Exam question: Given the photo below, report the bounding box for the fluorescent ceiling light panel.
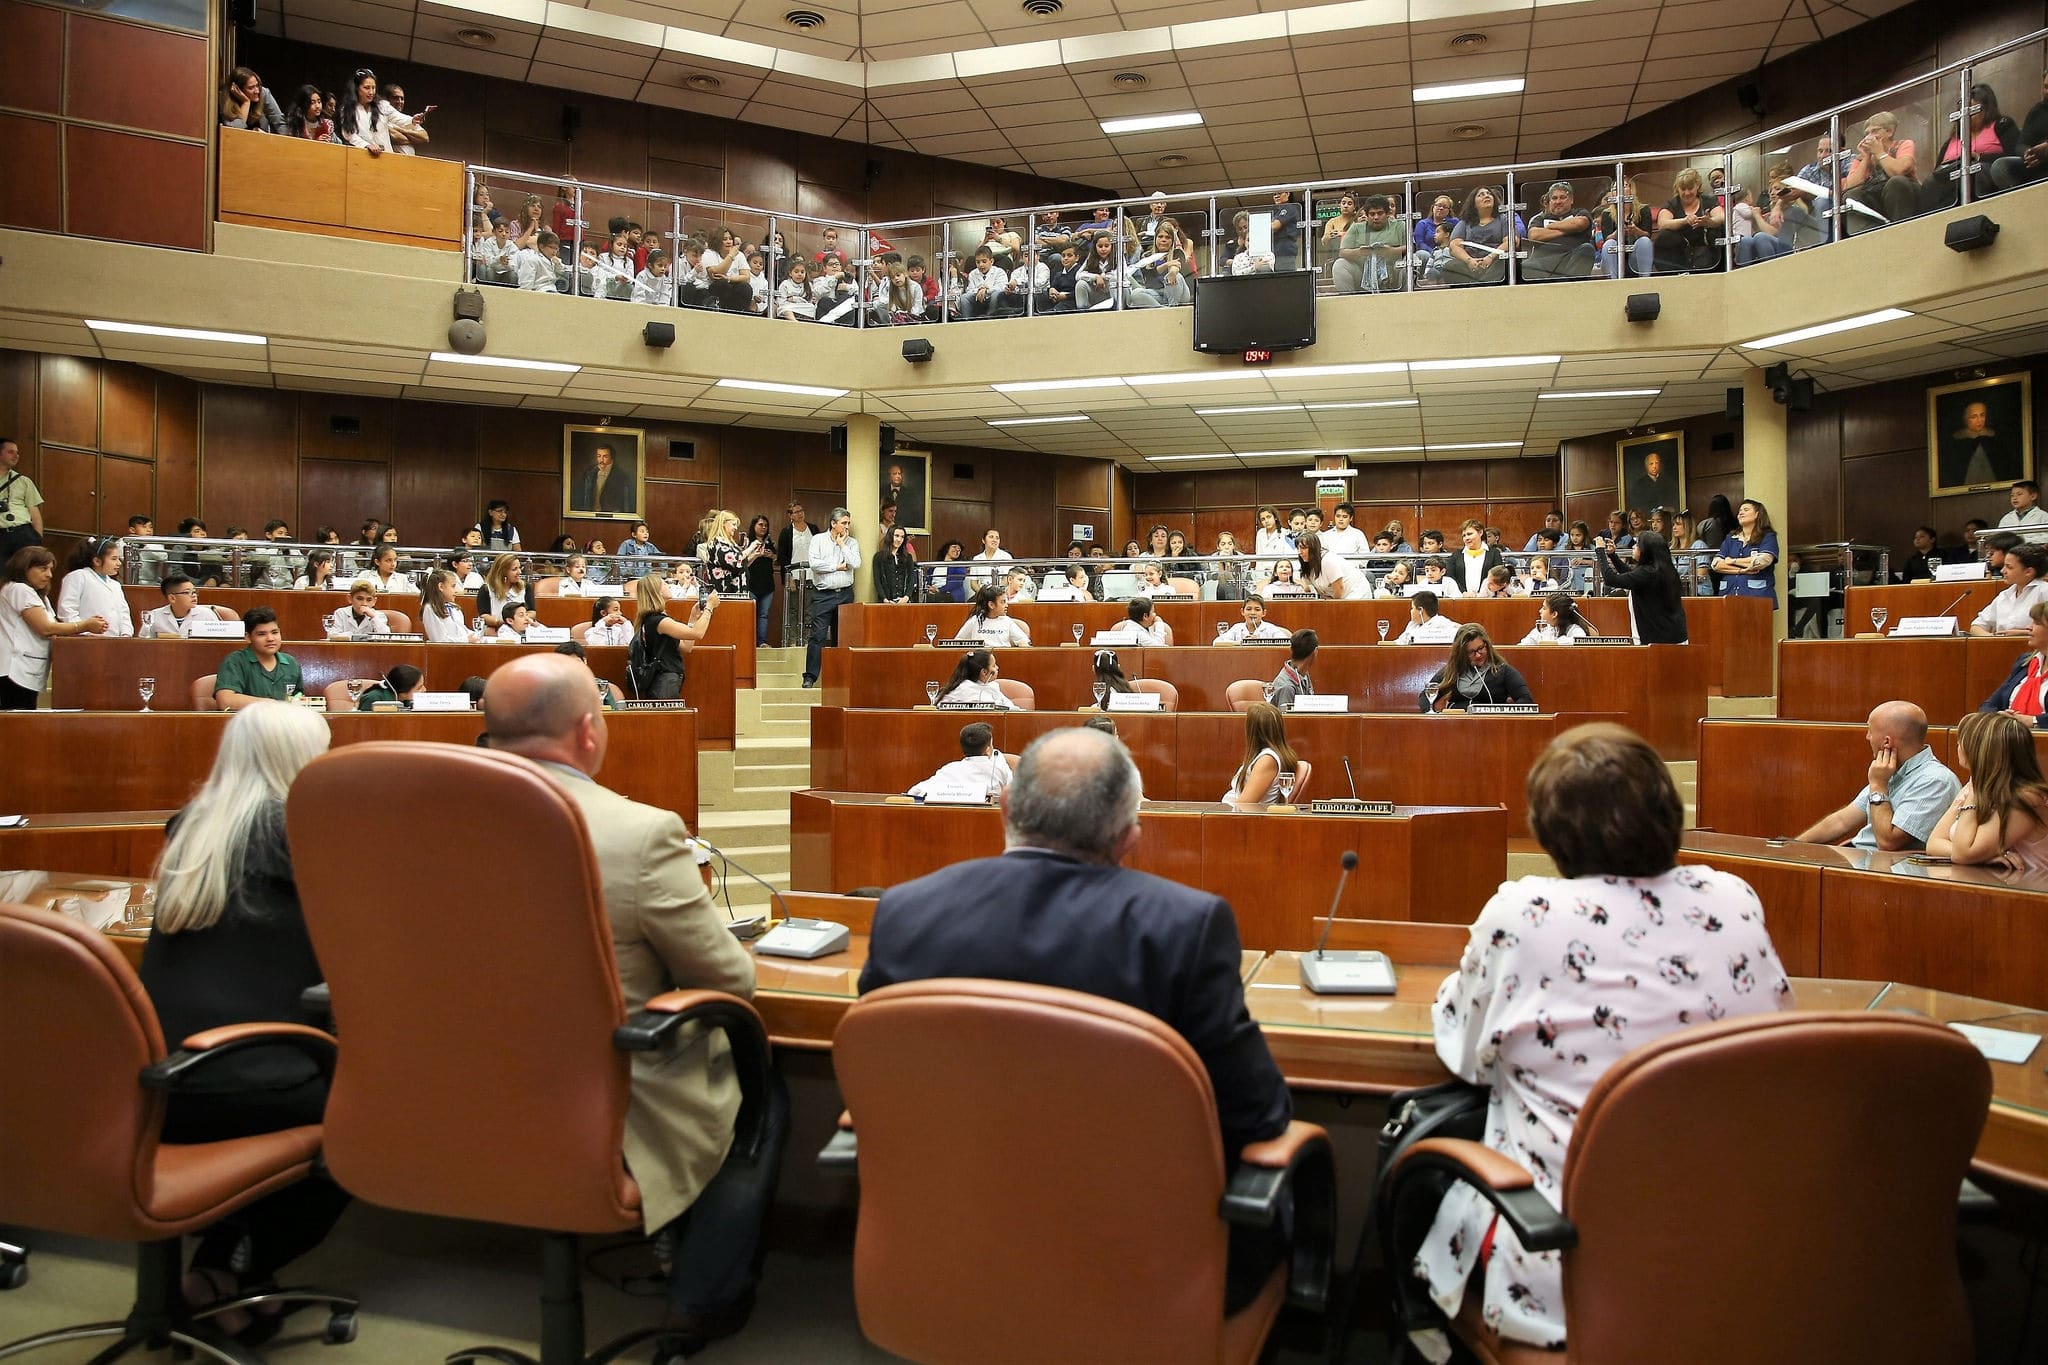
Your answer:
[985,415,1091,426]
[427,351,579,373]
[1100,111,1204,135]
[1355,445,1426,453]
[1148,453,1238,462]
[1278,362,1408,378]
[1304,398,1421,410]
[1536,389,1662,400]
[1740,308,1912,351]
[87,320,266,345]
[1410,355,1561,371]
[1194,404,1304,416]
[1430,442,1523,451]
[1123,370,1268,387]
[714,377,848,397]
[992,376,1128,393]
[1413,77,1525,103]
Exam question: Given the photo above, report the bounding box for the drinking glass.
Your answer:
[1871,607,1888,634]
[1424,682,1442,710]
[1072,623,1084,644]
[925,623,938,644]
[1377,620,1390,642]
[346,679,365,705]
[1275,773,1297,805]
[1262,683,1276,704]
[1093,682,1108,708]
[925,681,941,705]
[137,677,155,712]
[1216,621,1229,641]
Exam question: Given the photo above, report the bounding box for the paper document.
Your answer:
[1950,1022,2043,1064]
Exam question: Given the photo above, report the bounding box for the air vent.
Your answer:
[1022,0,1064,14]
[1156,153,1189,167]
[1447,31,1488,51]
[1111,71,1148,88]
[783,8,826,28]
[684,73,723,92]
[329,415,361,437]
[1451,123,1488,140]
[454,27,496,47]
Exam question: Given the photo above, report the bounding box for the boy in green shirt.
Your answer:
[1334,193,1408,294]
[213,607,302,710]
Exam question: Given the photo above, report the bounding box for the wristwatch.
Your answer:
[1867,792,1889,806]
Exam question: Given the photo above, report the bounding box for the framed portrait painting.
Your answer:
[1617,431,1684,515]
[1928,372,2031,497]
[880,451,930,536]
[562,425,646,521]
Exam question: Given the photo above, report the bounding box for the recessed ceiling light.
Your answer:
[1536,388,1662,400]
[1100,111,1204,135]
[1410,355,1561,371]
[428,352,579,373]
[1112,71,1149,87]
[714,377,848,398]
[1354,445,1426,454]
[1021,0,1063,14]
[684,73,723,92]
[1413,77,1525,103]
[87,320,266,345]
[783,8,826,29]
[985,415,1091,426]
[1447,31,1488,51]
[1156,154,1189,167]
[453,27,496,47]
[1740,308,1912,351]
[1451,124,1488,140]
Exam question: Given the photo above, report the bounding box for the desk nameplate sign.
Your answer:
[187,618,245,639]
[920,782,995,806]
[524,625,571,643]
[936,638,982,649]
[1569,636,1634,646]
[1467,702,1540,715]
[1106,692,1163,712]
[935,700,1004,710]
[1889,616,1959,638]
[1932,562,1989,582]
[1289,694,1348,713]
[1144,592,1191,600]
[615,700,692,710]
[409,692,474,712]
[1309,799,1395,815]
[362,633,425,643]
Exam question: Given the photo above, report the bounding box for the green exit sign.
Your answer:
[1314,479,1347,498]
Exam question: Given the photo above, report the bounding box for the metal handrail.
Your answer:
[110,535,758,589]
[467,163,861,232]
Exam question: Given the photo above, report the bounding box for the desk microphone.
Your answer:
[693,837,790,931]
[1298,850,1397,995]
[1342,756,1360,801]
[1929,588,1971,632]
[698,837,856,960]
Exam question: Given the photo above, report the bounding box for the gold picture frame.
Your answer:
[561,425,646,521]
[1616,430,1684,515]
[1928,371,2032,498]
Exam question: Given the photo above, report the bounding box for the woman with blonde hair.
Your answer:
[631,572,718,699]
[1224,701,1303,806]
[140,702,347,1336]
[477,552,533,630]
[1928,710,2048,868]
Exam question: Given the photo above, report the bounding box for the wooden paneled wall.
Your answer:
[233,31,1106,250]
[0,0,212,250]
[1129,459,1562,552]
[1560,409,1744,539]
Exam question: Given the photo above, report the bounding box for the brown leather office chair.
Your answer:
[285,742,775,1365]
[208,605,239,623]
[190,673,219,712]
[533,576,564,596]
[1226,680,1266,713]
[1382,1011,1991,1365]
[994,678,1035,710]
[824,978,1335,1365]
[381,608,412,633]
[323,681,361,713]
[570,621,593,643]
[1134,678,1180,712]
[1169,576,1202,597]
[1286,758,1312,803]
[0,903,357,1362]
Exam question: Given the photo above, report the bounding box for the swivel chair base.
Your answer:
[0,1240,25,1290]
[443,1233,700,1365]
[0,1239,357,1364]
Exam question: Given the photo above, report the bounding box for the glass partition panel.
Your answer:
[1836,75,1952,240]
[1418,179,1510,289]
[1723,117,1838,268]
[868,223,939,324]
[1123,193,1204,310]
[1963,44,2048,204]
[1320,182,1414,296]
[1518,165,1616,287]
[1218,184,1310,277]
[1619,154,1726,277]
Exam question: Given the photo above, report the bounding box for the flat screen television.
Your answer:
[1192,271,1317,354]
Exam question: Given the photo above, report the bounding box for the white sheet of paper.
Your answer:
[1106,692,1163,712]
[409,692,473,712]
[1950,1022,2043,1064]
[1291,694,1349,713]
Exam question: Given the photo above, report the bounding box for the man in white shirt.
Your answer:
[1219,594,1290,643]
[803,508,859,688]
[1316,503,1371,558]
[967,528,1013,593]
[1097,597,1170,647]
[1394,591,1461,645]
[1998,480,2048,543]
[908,722,1014,800]
[378,83,428,155]
[137,575,208,638]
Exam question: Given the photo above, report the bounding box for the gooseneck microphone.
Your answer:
[1312,851,1358,960]
[694,837,791,925]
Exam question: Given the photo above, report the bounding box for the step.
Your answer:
[1506,849,1556,881]
[699,808,799,842]
[703,782,805,811]
[757,686,819,706]
[760,702,814,724]
[736,736,813,767]
[700,842,791,877]
[737,762,810,790]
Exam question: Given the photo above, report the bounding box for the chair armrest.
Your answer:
[300,982,332,1030]
[1390,1137,1578,1253]
[140,1022,339,1092]
[1222,1120,1337,1313]
[614,991,774,1164]
[817,1112,858,1174]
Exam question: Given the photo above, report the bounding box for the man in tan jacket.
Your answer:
[485,654,786,1347]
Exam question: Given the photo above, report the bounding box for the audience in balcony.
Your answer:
[378,81,429,155]
[1523,181,1597,281]
[336,69,392,155]
[1923,83,2016,212]
[1989,70,2048,190]
[1333,194,1408,293]
[1595,177,1655,278]
[220,66,286,134]
[284,85,334,142]
[1439,186,1517,285]
[1841,111,1917,231]
[1653,168,1725,271]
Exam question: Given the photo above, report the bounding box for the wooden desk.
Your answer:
[0,811,173,880]
[49,637,736,747]
[789,790,1506,947]
[824,644,1704,757]
[0,711,699,825]
[216,129,463,250]
[809,707,1608,835]
[1777,637,2028,724]
[1843,581,2002,633]
[115,586,756,689]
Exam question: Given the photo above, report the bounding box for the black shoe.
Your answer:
[800,676,817,688]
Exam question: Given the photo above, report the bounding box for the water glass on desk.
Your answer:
[1377,620,1390,642]
[1275,772,1296,805]
[1216,621,1229,641]
[925,681,941,705]
[137,677,155,712]
[1871,607,1889,635]
[1072,624,1083,645]
[1093,682,1107,708]
[925,623,938,645]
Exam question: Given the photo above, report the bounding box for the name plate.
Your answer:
[410,692,474,712]
[1933,562,1989,581]
[920,783,994,805]
[1106,692,1162,711]
[614,700,692,710]
[362,633,424,643]
[1289,694,1349,713]
[1310,799,1395,815]
[936,700,1003,710]
[1890,616,1959,637]
[936,637,982,649]
[1467,702,1540,714]
[1036,588,1079,602]
[186,617,244,638]
[1570,636,1635,646]
[525,625,571,643]
[1144,591,1190,600]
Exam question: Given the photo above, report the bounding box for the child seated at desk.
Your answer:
[324,582,390,639]
[496,602,533,642]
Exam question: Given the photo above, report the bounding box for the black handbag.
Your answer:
[1377,1079,1490,1329]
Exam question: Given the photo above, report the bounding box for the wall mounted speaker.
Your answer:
[1624,292,1661,323]
[828,424,848,455]
[879,424,896,457]
[1944,215,2000,253]
[643,322,675,348]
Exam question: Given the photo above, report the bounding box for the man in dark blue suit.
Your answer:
[859,726,1291,1156]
